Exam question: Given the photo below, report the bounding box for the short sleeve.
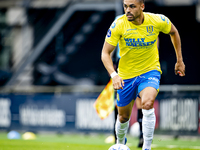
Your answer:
[158,14,171,34]
[105,20,121,47]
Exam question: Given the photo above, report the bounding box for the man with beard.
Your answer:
[101,0,185,150]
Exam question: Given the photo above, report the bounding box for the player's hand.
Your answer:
[112,75,124,90]
[175,61,185,77]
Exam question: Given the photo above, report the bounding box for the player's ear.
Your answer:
[141,3,145,11]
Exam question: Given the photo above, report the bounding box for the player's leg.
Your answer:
[114,104,118,143]
[138,70,160,150]
[135,97,143,148]
[115,99,134,144]
[139,87,157,150]
[115,76,138,144]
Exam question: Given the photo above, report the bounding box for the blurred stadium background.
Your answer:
[0,0,200,143]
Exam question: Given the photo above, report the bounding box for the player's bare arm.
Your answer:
[101,41,124,90]
[169,23,185,76]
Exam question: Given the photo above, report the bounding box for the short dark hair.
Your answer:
[123,0,145,4]
[138,0,145,4]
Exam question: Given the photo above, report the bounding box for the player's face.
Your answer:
[123,0,144,22]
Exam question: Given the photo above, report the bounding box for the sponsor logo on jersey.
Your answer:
[148,77,159,83]
[160,15,169,24]
[111,22,116,29]
[166,18,169,24]
[160,15,166,21]
[107,29,111,37]
[124,32,138,35]
[127,28,137,31]
[125,28,138,35]
[124,38,156,47]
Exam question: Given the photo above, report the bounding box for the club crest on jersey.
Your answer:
[146,26,153,33]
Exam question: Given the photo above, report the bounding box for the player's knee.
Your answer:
[142,98,154,110]
[118,114,129,123]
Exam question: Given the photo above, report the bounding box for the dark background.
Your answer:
[0,2,199,86]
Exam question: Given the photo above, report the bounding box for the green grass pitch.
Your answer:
[0,132,200,150]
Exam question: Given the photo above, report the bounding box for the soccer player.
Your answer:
[101,0,185,150]
[113,35,148,148]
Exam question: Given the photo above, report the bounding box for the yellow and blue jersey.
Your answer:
[105,12,171,79]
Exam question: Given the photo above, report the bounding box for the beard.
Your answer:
[127,17,135,21]
[126,13,138,21]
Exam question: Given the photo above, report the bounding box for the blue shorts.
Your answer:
[117,70,161,107]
